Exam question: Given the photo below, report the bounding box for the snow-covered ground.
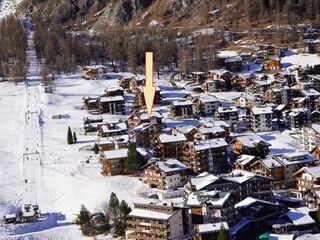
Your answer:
[281,51,320,67]
[0,0,21,19]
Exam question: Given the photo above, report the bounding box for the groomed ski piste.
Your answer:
[0,30,148,239]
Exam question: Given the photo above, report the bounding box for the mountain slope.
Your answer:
[13,0,320,30]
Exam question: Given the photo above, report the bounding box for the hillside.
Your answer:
[11,0,320,31]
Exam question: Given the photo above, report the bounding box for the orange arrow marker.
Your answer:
[143,52,156,119]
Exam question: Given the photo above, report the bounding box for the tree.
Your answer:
[77,205,91,227]
[109,192,120,224]
[255,141,266,158]
[67,126,73,144]
[93,143,99,154]
[124,143,146,173]
[217,224,228,240]
[73,132,77,143]
[119,200,131,221]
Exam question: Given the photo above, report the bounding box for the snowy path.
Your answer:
[23,32,42,206]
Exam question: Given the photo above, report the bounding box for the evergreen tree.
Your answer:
[78,205,91,227]
[255,141,266,158]
[67,126,73,144]
[109,192,120,224]
[217,224,228,240]
[119,200,131,221]
[73,132,77,143]
[93,143,99,154]
[124,143,146,173]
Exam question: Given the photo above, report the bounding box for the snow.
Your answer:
[189,172,219,191]
[155,159,189,173]
[281,52,320,67]
[158,132,187,143]
[269,234,294,240]
[197,222,229,233]
[235,197,276,208]
[287,208,315,226]
[128,208,172,220]
[0,0,22,19]
[104,149,128,160]
[0,33,147,239]
[297,234,320,240]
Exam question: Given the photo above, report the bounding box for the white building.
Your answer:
[251,106,273,132]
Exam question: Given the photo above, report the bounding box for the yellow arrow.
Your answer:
[143,52,156,119]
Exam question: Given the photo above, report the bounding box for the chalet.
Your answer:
[142,159,190,190]
[230,134,270,156]
[250,106,273,132]
[202,80,226,92]
[250,152,318,189]
[263,88,283,104]
[128,110,162,129]
[311,147,320,159]
[194,222,230,240]
[207,69,232,81]
[265,45,277,56]
[101,148,128,176]
[300,189,320,210]
[290,97,310,110]
[98,134,129,151]
[170,101,193,119]
[98,96,125,115]
[234,93,262,109]
[264,59,281,71]
[248,80,271,94]
[285,108,310,130]
[272,208,317,236]
[82,65,107,80]
[103,86,124,97]
[192,95,219,116]
[186,190,237,225]
[293,166,320,197]
[302,124,320,151]
[291,81,314,91]
[185,170,273,201]
[301,88,320,111]
[196,125,227,140]
[126,203,191,240]
[153,132,187,159]
[133,123,162,146]
[307,75,320,92]
[182,138,229,174]
[215,106,239,125]
[134,86,162,108]
[234,155,257,171]
[129,77,144,91]
[231,75,252,90]
[82,96,99,110]
[191,72,206,84]
[97,121,127,138]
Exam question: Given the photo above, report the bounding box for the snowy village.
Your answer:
[3,1,320,240]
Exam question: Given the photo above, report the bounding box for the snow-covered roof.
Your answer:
[252,106,273,115]
[158,132,187,143]
[104,149,128,160]
[302,166,320,179]
[190,172,219,191]
[171,100,193,106]
[261,157,282,169]
[235,154,256,166]
[274,152,316,166]
[310,123,320,134]
[269,234,294,240]
[99,96,124,102]
[98,134,129,145]
[198,126,225,135]
[217,106,238,113]
[287,208,315,226]
[235,197,277,208]
[186,191,231,207]
[197,222,229,233]
[217,51,239,59]
[128,208,173,220]
[233,134,269,148]
[105,86,123,92]
[193,138,228,151]
[301,88,320,97]
[222,169,264,184]
[155,159,189,173]
[133,111,163,120]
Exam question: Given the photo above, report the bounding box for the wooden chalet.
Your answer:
[101,149,128,176]
[142,159,190,190]
[98,96,125,115]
